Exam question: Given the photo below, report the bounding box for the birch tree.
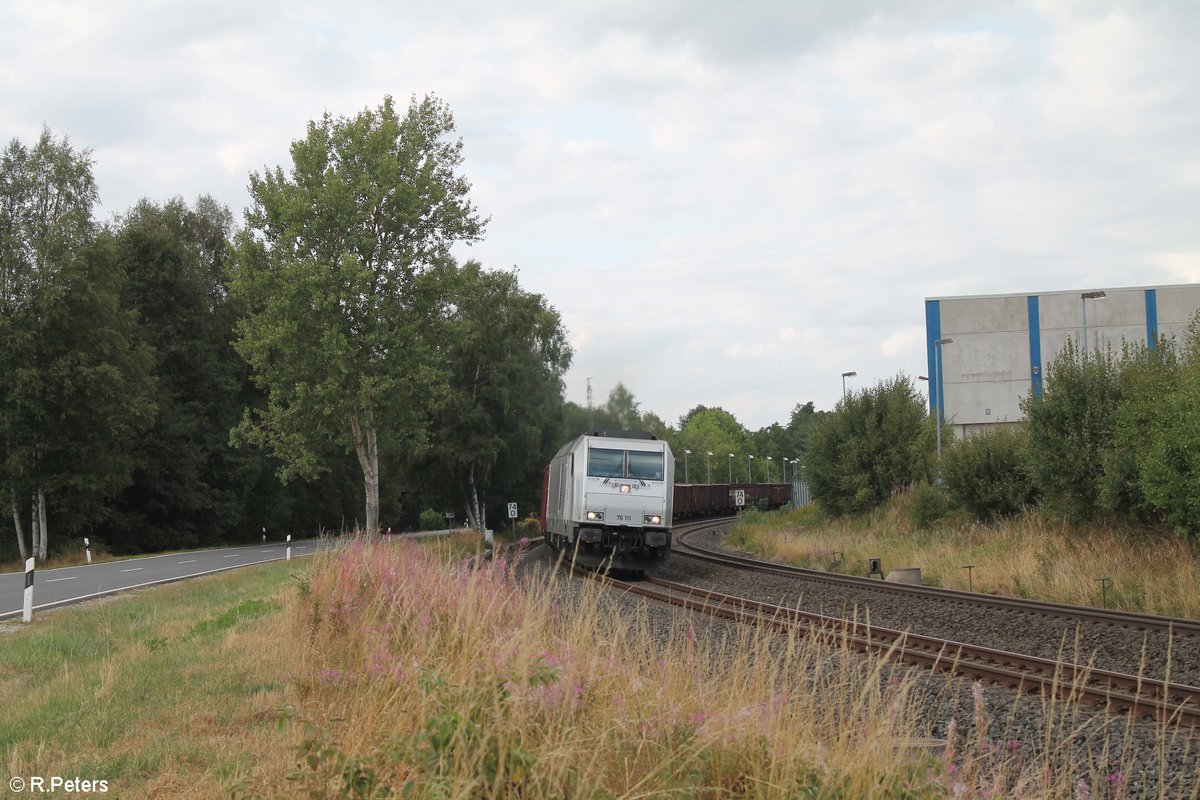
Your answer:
[0,128,153,558]
[230,95,485,533]
[418,261,570,531]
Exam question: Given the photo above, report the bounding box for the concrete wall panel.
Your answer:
[944,380,1028,425]
[941,330,1029,383]
[1157,286,1200,325]
[940,296,1029,334]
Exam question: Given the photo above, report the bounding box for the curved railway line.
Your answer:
[566,517,1200,728]
[675,522,1200,641]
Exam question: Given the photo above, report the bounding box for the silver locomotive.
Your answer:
[539,429,674,572]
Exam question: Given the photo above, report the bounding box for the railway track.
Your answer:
[567,517,1200,727]
[675,522,1200,640]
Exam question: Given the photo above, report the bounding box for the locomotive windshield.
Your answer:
[627,451,664,481]
[587,447,664,480]
[587,448,625,477]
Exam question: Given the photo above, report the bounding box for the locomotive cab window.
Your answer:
[587,448,625,478]
[627,450,664,481]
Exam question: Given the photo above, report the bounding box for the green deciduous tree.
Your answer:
[1115,326,1200,536]
[1021,339,1122,522]
[677,406,748,483]
[805,375,933,515]
[102,197,257,551]
[1,128,155,559]
[415,261,570,530]
[229,94,485,534]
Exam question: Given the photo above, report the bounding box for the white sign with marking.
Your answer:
[734,489,746,507]
[507,502,518,519]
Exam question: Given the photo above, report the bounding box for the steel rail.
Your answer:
[675,525,1200,639]
[606,572,1200,728]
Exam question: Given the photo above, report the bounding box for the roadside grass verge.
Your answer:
[728,501,1200,617]
[0,558,301,798]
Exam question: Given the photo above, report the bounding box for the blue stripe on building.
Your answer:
[1027,295,1043,398]
[1145,288,1158,350]
[925,300,941,415]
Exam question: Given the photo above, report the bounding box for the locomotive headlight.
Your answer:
[619,484,631,493]
[643,514,661,525]
[585,510,604,521]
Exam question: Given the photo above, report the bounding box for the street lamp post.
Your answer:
[727,453,734,483]
[841,371,857,400]
[683,449,690,483]
[933,338,954,460]
[1081,290,1106,358]
[706,451,713,483]
[765,456,773,483]
[748,454,755,482]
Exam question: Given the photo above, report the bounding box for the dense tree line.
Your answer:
[0,103,841,560]
[558,383,827,486]
[0,99,578,558]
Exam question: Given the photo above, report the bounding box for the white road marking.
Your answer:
[2,547,327,620]
[222,554,240,559]
[120,567,145,573]
[259,550,273,553]
[46,576,77,583]
[178,560,197,564]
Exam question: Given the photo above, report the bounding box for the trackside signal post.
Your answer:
[734,489,746,516]
[508,502,518,537]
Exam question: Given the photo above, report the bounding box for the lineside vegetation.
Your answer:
[5,538,1192,797]
[729,503,1200,618]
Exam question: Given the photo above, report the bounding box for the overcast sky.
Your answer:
[5,1,1199,429]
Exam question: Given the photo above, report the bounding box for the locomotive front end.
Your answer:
[543,430,674,573]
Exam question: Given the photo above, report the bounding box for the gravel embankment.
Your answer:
[512,543,1200,799]
[668,527,1200,689]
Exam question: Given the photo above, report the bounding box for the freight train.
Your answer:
[540,429,791,572]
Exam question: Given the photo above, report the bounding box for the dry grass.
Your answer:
[730,500,1200,618]
[5,533,1195,798]
[236,537,1185,799]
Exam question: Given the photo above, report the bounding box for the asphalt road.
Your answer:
[0,538,332,621]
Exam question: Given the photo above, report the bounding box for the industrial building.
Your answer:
[924,284,1200,438]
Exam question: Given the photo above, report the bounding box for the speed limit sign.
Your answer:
[507,502,518,519]
[734,489,746,507]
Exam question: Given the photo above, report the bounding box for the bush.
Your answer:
[909,481,951,528]
[806,375,935,515]
[516,514,541,537]
[941,426,1036,522]
[419,509,445,531]
[1021,339,1121,522]
[1099,340,1178,522]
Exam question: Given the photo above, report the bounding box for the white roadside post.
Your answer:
[23,557,35,623]
[84,537,92,564]
[286,534,292,561]
[262,526,266,543]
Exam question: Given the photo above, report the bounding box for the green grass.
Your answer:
[0,559,302,798]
